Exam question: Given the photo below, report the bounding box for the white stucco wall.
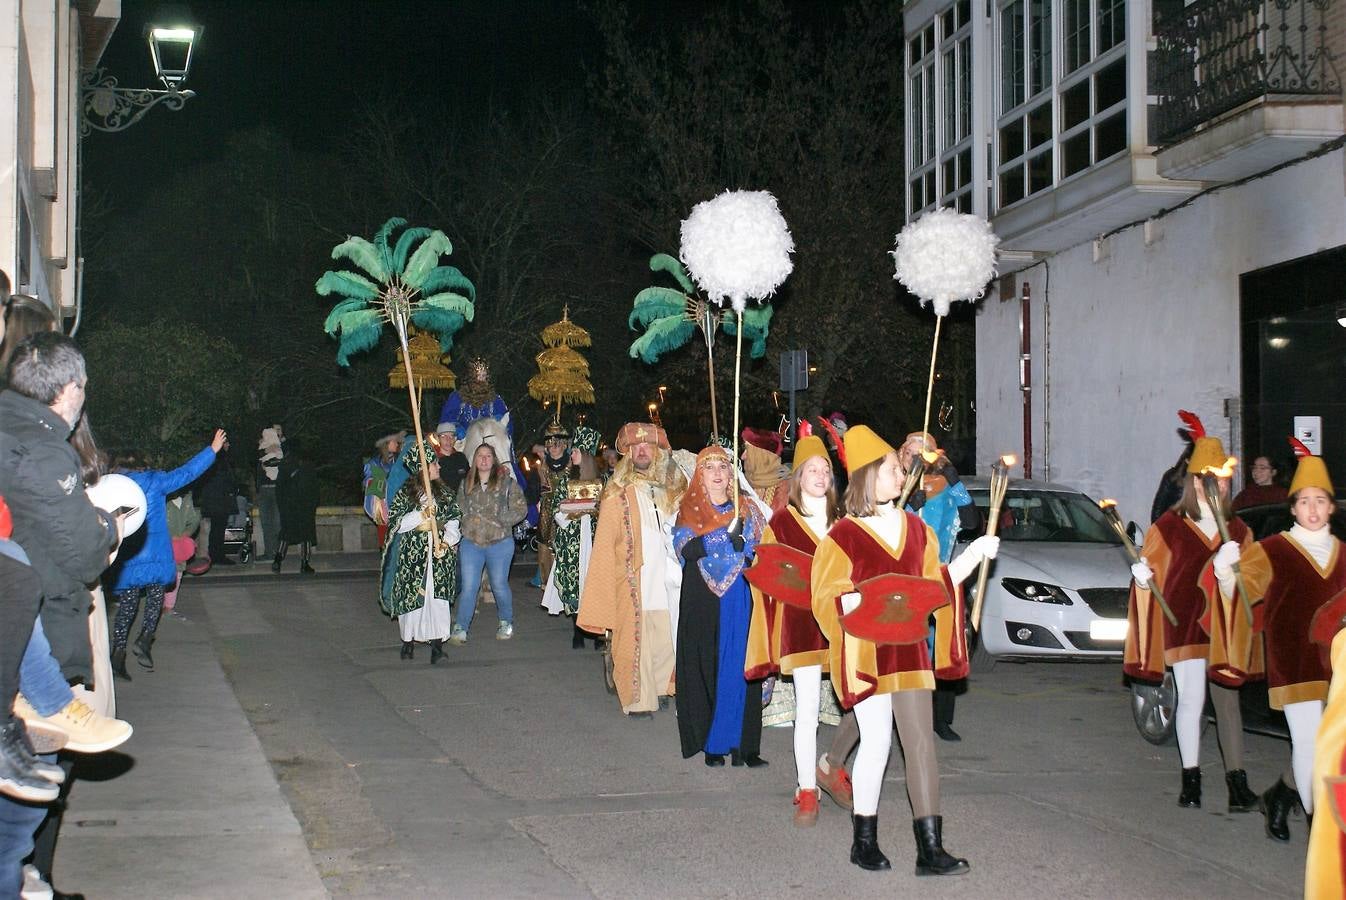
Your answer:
[977,146,1346,527]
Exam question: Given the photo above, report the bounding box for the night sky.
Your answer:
[85,0,628,207]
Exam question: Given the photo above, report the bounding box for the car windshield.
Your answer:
[967,488,1122,544]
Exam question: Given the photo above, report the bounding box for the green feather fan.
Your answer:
[322,297,372,333]
[317,217,476,368]
[402,232,454,289]
[392,226,433,273]
[648,253,695,294]
[628,315,696,364]
[330,236,388,282]
[315,271,379,301]
[629,287,690,329]
[419,265,477,301]
[329,308,384,365]
[721,305,773,359]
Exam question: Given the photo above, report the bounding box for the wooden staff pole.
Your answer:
[971,456,1011,632]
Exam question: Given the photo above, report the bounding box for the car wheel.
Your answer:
[1131,671,1177,745]
[964,610,996,674]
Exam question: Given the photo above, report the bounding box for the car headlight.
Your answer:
[1000,578,1073,605]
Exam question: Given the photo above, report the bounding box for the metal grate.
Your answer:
[1078,587,1129,619]
[1153,0,1342,145]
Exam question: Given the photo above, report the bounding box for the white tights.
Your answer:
[793,665,822,791]
[1173,659,1207,768]
[1284,699,1324,814]
[851,692,893,816]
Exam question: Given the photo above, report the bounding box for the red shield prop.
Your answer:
[744,543,813,610]
[840,573,952,646]
[1310,588,1346,648]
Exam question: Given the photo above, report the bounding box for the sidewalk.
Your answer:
[52,603,326,899]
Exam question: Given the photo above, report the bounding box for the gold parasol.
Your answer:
[528,307,595,423]
[388,327,456,390]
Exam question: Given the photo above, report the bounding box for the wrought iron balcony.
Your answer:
[1153,0,1342,146]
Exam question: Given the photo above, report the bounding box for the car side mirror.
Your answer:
[1127,521,1141,544]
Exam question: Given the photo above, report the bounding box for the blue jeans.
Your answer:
[456,537,515,631]
[21,619,73,717]
[0,760,53,897]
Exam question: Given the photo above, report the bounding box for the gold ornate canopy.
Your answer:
[527,306,594,422]
[388,328,456,390]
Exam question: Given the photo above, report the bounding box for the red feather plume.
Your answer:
[816,416,846,468]
[1177,409,1205,439]
[796,418,813,439]
[1288,436,1314,459]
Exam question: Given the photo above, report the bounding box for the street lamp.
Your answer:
[81,20,202,133]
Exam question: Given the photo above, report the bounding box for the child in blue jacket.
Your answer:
[107,429,226,678]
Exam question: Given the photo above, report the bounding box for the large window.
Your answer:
[994,0,1129,211]
[907,0,974,218]
[908,23,937,216]
[996,0,1054,208]
[1058,0,1128,181]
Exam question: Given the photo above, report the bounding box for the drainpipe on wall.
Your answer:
[1019,282,1033,479]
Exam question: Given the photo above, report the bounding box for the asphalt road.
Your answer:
[58,566,1307,898]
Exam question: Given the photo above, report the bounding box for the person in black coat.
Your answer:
[273,441,320,574]
[198,436,238,565]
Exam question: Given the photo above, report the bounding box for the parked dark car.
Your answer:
[1129,500,1346,745]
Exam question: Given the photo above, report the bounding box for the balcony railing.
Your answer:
[1154,0,1342,146]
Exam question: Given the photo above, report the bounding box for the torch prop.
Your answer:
[1099,499,1176,626]
[1200,466,1254,626]
[971,454,1015,632]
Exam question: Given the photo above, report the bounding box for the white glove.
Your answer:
[1213,540,1241,577]
[1130,559,1153,588]
[554,510,570,528]
[967,535,999,562]
[442,519,461,547]
[840,591,861,615]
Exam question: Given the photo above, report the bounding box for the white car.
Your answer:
[956,477,1133,667]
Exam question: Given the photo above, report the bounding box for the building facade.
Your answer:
[904,0,1346,525]
[0,0,118,316]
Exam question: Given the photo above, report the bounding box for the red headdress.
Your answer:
[676,445,764,538]
[815,416,847,468]
[1177,409,1205,439]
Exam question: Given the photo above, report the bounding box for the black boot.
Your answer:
[400,641,414,660]
[850,814,891,871]
[913,815,970,876]
[1178,766,1201,808]
[272,541,288,573]
[0,720,60,803]
[132,632,155,671]
[430,639,445,665]
[300,542,315,575]
[933,687,961,742]
[1225,769,1258,813]
[1260,777,1297,842]
[110,648,132,681]
[731,749,769,768]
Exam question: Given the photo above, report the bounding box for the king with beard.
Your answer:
[578,423,687,718]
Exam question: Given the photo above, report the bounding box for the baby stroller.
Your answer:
[221,494,256,564]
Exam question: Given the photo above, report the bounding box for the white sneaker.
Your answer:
[448,626,468,645]
[21,864,53,900]
[495,621,514,640]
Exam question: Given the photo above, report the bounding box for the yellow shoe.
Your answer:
[15,696,132,754]
[10,698,68,754]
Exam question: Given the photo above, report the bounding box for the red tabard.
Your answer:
[769,509,830,666]
[1157,513,1249,653]
[1259,534,1346,706]
[826,516,936,695]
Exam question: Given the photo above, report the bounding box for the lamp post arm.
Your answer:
[81,68,195,134]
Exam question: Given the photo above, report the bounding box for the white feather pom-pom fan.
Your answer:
[680,190,795,312]
[892,208,1000,316]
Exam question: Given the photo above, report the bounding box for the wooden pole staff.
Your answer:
[971,454,1015,632]
[1201,471,1254,626]
[1099,499,1176,626]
